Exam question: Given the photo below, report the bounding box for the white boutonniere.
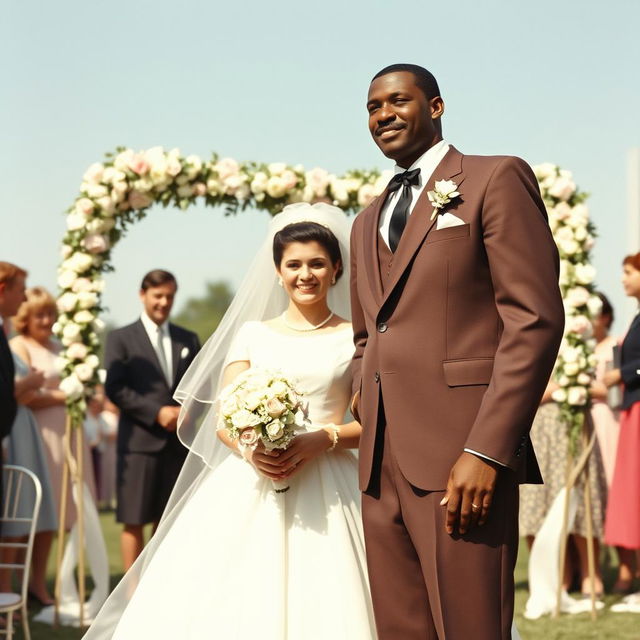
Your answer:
[180,347,190,359]
[427,179,461,221]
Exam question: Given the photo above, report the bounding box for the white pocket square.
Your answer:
[180,347,190,359]
[436,212,465,230]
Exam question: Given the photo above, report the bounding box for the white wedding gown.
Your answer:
[107,322,376,639]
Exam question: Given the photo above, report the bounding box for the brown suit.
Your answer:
[350,146,564,638]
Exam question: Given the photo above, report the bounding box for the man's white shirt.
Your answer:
[378,140,450,248]
[140,312,173,386]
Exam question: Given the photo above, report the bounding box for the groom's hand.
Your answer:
[440,452,498,536]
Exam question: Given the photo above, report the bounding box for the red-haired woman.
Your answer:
[604,253,640,604]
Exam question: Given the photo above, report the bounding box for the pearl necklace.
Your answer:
[281,311,334,332]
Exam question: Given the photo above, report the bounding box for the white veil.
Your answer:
[84,202,353,638]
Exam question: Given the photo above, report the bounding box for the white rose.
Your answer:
[304,168,331,197]
[83,233,110,254]
[551,388,567,403]
[558,261,571,287]
[128,190,153,210]
[587,295,603,318]
[574,263,596,285]
[533,163,557,180]
[223,173,248,196]
[96,196,116,216]
[567,314,592,338]
[266,176,286,199]
[59,373,85,400]
[87,217,115,234]
[93,317,106,332]
[557,375,570,387]
[562,346,580,364]
[559,239,579,256]
[66,212,86,231]
[574,226,588,242]
[68,252,94,274]
[250,171,269,195]
[75,362,95,382]
[185,155,202,180]
[112,180,129,196]
[83,163,104,184]
[231,409,258,429]
[54,356,70,374]
[57,292,78,313]
[553,202,572,221]
[57,270,77,290]
[67,342,89,360]
[73,310,94,324]
[555,225,574,242]
[86,184,108,199]
[265,420,284,440]
[77,291,98,310]
[577,372,592,385]
[358,184,377,207]
[91,279,105,293]
[214,158,240,181]
[563,362,580,376]
[62,322,82,342]
[177,184,194,198]
[102,167,126,185]
[71,277,93,293]
[548,176,576,201]
[373,170,393,196]
[86,354,100,369]
[244,391,263,412]
[269,380,288,397]
[567,386,588,407]
[113,149,135,171]
[268,162,287,176]
[566,287,591,308]
[61,245,73,259]
[206,178,221,196]
[330,178,349,206]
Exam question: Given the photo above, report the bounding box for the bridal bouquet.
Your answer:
[218,368,308,492]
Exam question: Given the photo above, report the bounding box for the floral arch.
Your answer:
[55,148,598,435]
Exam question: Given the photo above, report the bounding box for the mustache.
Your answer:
[375,122,405,136]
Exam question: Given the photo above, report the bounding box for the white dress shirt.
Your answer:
[379,140,450,248]
[140,312,173,386]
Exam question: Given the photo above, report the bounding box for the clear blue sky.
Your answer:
[2,0,639,332]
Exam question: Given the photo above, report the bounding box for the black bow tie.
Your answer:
[387,168,421,193]
[387,168,421,252]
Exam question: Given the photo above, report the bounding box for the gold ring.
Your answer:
[471,503,481,511]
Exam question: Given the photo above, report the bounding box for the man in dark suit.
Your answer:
[0,262,28,529]
[105,269,200,571]
[350,65,564,638]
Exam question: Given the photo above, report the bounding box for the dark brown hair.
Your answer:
[140,269,178,291]
[0,262,27,287]
[273,222,343,282]
[623,253,640,271]
[596,292,614,329]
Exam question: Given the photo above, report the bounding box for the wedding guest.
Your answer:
[520,380,608,596]
[604,253,640,599]
[10,287,96,605]
[99,396,119,510]
[0,334,58,602]
[105,270,200,571]
[590,292,621,486]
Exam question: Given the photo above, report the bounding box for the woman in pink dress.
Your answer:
[604,255,640,601]
[10,287,96,605]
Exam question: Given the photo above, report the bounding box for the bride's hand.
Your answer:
[245,442,289,481]
[274,431,332,478]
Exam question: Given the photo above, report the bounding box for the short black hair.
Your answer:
[140,269,178,291]
[597,291,614,328]
[273,222,343,282]
[372,64,441,102]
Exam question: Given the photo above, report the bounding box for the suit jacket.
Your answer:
[620,314,640,410]
[105,320,200,454]
[0,328,16,440]
[350,146,565,492]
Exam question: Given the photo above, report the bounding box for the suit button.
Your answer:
[377,322,388,333]
[374,372,380,383]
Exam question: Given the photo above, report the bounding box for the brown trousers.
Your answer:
[362,418,519,639]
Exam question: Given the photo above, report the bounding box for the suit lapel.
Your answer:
[380,146,465,310]
[362,191,388,305]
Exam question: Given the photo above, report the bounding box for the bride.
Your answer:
[85,203,377,639]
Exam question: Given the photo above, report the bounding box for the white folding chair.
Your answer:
[0,465,42,640]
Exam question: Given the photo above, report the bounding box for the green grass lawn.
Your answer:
[15,513,639,639]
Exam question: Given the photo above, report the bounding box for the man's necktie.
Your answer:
[155,326,172,386]
[387,168,421,252]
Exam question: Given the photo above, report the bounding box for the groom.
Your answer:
[350,64,564,639]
